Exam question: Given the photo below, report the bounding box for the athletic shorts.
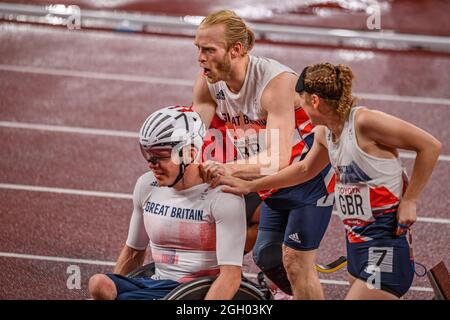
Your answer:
[346,236,414,297]
[106,273,180,300]
[258,202,332,251]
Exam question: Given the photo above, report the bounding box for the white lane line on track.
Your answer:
[0,252,115,266]
[0,252,433,293]
[0,121,138,138]
[330,211,450,225]
[0,64,193,87]
[0,183,132,200]
[1,121,449,162]
[399,152,450,162]
[1,64,450,106]
[357,93,450,106]
[242,274,434,293]
[1,183,449,225]
[318,280,433,293]
[316,279,433,293]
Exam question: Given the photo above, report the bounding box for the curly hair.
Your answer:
[303,62,357,119]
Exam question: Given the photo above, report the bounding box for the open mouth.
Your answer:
[203,68,211,76]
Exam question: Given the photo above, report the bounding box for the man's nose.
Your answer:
[148,161,158,170]
[198,50,206,63]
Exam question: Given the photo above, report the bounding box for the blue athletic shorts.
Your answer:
[106,273,180,300]
[346,236,414,297]
[258,201,332,251]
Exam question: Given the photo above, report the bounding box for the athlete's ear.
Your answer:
[230,42,243,58]
[311,94,321,108]
[181,145,199,164]
[190,145,200,164]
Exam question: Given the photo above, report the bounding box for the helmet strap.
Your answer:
[167,148,188,188]
[167,162,188,188]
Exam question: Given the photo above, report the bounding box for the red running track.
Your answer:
[5,0,450,36]
[0,22,449,300]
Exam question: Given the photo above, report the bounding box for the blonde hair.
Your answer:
[200,10,255,55]
[304,63,357,119]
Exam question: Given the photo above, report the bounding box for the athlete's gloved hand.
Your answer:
[395,199,417,236]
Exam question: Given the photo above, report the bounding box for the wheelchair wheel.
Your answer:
[126,263,272,300]
[162,276,269,300]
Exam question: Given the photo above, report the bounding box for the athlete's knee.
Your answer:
[282,246,317,280]
[89,274,116,300]
[252,231,283,270]
[252,232,292,295]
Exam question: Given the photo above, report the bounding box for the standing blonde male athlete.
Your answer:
[193,10,335,299]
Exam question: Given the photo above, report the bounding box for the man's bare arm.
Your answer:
[226,72,297,179]
[219,126,330,194]
[204,265,242,300]
[192,72,217,128]
[113,245,146,275]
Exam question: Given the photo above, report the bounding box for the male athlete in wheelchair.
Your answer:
[88,106,274,300]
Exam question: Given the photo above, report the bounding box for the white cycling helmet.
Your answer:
[139,106,206,187]
[140,105,205,151]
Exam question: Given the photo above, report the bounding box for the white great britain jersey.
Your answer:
[207,55,336,200]
[326,107,408,244]
[126,171,246,283]
[207,55,295,160]
[207,55,295,133]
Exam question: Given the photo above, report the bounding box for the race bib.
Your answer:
[367,246,394,273]
[335,183,373,221]
[234,134,260,159]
